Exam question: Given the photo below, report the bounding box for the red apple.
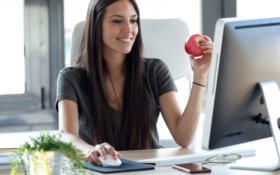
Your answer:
[184,34,207,57]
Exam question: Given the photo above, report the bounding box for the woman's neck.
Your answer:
[103,53,126,78]
[103,53,126,113]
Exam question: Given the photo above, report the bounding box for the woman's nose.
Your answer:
[122,21,132,34]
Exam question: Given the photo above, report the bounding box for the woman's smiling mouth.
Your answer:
[117,37,132,43]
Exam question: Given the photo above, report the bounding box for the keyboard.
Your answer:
[138,148,256,166]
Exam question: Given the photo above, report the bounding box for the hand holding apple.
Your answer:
[184,34,208,57]
[186,34,213,84]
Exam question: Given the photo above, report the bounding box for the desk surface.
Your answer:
[1,132,280,175]
[90,147,280,175]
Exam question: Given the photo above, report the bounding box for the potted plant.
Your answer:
[9,131,92,175]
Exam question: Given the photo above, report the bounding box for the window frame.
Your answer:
[0,0,64,123]
[202,0,237,38]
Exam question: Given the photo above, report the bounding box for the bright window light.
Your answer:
[0,0,25,95]
[237,0,280,18]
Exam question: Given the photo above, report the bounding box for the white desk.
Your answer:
[0,131,279,175]
[99,140,280,175]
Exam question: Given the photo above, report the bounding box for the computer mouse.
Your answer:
[98,155,122,167]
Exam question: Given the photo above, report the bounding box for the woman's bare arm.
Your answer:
[58,99,121,165]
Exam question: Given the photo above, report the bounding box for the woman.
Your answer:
[56,0,213,166]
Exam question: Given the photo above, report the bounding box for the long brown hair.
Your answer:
[74,0,152,150]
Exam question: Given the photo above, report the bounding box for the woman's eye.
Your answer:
[112,20,121,24]
[131,19,138,23]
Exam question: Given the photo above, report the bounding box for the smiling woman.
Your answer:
[57,0,213,166]
[62,0,202,149]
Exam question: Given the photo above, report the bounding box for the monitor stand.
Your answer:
[229,80,280,171]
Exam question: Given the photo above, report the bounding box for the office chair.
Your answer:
[70,18,192,148]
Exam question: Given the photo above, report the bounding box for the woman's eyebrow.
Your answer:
[109,14,138,18]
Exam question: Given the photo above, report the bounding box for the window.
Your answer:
[237,0,280,18]
[136,0,201,34]
[0,0,46,113]
[64,0,89,67]
[0,0,25,95]
[0,0,61,133]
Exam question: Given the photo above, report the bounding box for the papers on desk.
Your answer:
[138,148,256,166]
[0,152,12,172]
[229,155,279,171]
[0,152,12,164]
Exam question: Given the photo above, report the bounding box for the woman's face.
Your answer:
[102,0,138,57]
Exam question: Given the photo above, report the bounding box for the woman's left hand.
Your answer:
[189,35,213,80]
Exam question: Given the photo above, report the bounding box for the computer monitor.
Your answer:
[202,17,280,150]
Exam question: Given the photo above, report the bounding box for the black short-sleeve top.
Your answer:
[56,58,177,149]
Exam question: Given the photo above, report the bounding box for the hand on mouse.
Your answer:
[86,142,121,166]
[98,154,122,167]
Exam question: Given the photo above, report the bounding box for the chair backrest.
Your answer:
[70,18,191,80]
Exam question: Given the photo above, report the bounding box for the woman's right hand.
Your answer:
[86,142,121,166]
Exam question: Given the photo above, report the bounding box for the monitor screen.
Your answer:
[202,17,280,150]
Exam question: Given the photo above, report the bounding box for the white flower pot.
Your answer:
[28,151,67,175]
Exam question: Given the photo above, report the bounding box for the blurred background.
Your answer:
[0,0,279,142]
